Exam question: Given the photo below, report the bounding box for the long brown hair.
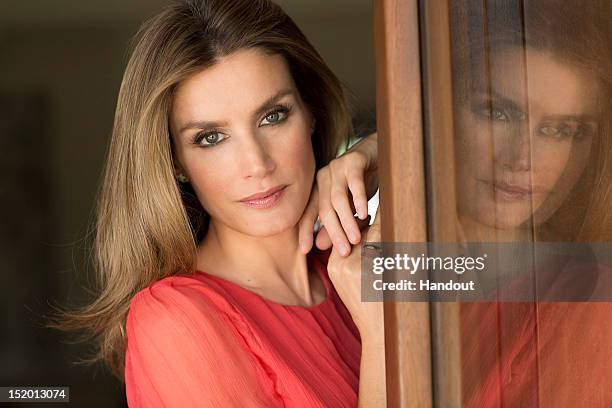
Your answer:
[47,0,352,381]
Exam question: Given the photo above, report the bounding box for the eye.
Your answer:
[537,121,589,140]
[474,104,510,122]
[490,108,509,122]
[538,125,561,138]
[259,106,290,126]
[193,130,228,147]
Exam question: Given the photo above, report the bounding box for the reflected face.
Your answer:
[456,48,599,230]
[169,48,316,237]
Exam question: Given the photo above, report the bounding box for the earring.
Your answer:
[176,174,189,183]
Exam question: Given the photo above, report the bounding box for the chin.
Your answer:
[236,210,301,237]
[481,216,529,231]
[230,187,310,237]
[467,200,535,231]
[248,223,295,237]
[477,211,534,231]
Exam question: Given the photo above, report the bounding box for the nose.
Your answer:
[240,133,276,179]
[495,123,532,172]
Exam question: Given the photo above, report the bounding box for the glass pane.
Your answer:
[427,0,612,406]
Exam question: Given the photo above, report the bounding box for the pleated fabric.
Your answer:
[125,248,361,407]
[460,264,612,407]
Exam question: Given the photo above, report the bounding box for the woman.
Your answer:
[48,0,384,406]
[449,0,612,406]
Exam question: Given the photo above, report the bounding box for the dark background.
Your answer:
[0,1,374,406]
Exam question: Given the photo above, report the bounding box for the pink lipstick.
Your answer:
[239,185,287,209]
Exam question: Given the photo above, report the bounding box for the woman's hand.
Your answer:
[298,132,378,257]
[328,211,386,407]
[327,210,384,337]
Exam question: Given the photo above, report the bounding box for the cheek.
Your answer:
[181,151,237,216]
[190,172,227,215]
[536,139,593,207]
[531,141,573,188]
[456,116,495,179]
[275,130,316,180]
[171,143,228,213]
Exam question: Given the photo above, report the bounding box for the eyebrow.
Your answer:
[539,114,598,123]
[178,88,295,134]
[475,89,524,112]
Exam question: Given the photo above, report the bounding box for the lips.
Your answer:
[494,181,532,195]
[477,178,549,202]
[478,178,547,193]
[239,185,287,202]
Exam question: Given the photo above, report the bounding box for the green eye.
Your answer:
[260,107,289,126]
[266,112,281,122]
[205,132,220,144]
[194,131,228,147]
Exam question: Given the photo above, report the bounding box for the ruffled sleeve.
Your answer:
[124,276,284,408]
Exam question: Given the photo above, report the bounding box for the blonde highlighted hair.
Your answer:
[47,0,352,380]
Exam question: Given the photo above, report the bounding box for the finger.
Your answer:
[346,167,369,220]
[298,185,319,254]
[316,168,350,251]
[326,243,345,284]
[315,225,332,250]
[317,214,370,250]
[318,208,351,257]
[330,173,362,245]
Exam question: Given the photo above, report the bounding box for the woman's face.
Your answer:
[169,48,316,237]
[455,47,599,230]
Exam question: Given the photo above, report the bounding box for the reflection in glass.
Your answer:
[445,0,612,406]
[453,0,611,243]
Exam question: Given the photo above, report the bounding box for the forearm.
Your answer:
[358,330,386,407]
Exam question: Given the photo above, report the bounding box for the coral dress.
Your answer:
[461,301,612,407]
[124,249,361,407]
[461,263,612,407]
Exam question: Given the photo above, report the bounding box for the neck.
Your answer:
[195,219,314,304]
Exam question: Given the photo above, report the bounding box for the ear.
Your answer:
[173,164,183,178]
[172,156,189,183]
[175,170,189,183]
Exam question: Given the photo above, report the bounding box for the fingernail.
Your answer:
[341,244,350,256]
